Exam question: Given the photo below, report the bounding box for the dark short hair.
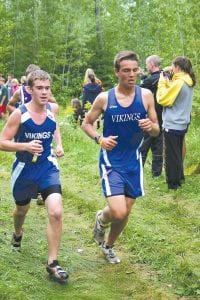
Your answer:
[114,50,139,71]
[27,70,51,88]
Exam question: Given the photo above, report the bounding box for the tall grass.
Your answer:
[0,107,199,299]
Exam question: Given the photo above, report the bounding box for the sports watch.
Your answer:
[94,135,101,144]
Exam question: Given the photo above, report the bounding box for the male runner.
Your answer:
[81,50,159,263]
[0,69,68,282]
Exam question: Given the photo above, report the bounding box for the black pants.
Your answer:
[141,131,163,176]
[164,131,185,189]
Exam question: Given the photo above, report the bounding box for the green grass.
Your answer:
[0,110,200,299]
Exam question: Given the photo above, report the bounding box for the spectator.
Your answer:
[71,98,85,125]
[20,75,27,86]
[0,77,8,120]
[140,55,163,177]
[5,74,13,101]
[11,78,19,95]
[82,68,104,109]
[157,56,196,189]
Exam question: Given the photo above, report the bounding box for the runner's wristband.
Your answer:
[99,138,103,146]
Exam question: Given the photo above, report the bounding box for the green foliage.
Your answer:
[0,0,199,91]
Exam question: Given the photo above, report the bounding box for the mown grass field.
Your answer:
[0,108,200,300]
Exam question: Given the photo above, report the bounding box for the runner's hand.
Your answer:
[55,145,64,157]
[28,140,43,155]
[100,136,118,151]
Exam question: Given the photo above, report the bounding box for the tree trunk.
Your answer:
[95,0,103,51]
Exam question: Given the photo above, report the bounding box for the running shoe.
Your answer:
[93,210,106,245]
[36,193,44,205]
[101,242,120,264]
[46,260,68,283]
[11,232,23,252]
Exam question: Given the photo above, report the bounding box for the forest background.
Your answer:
[0,0,200,103]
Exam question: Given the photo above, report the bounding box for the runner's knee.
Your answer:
[111,208,128,222]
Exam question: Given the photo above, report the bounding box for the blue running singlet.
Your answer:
[11,104,61,203]
[100,86,147,169]
[14,103,56,164]
[99,86,147,198]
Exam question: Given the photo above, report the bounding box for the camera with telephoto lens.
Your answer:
[162,66,173,80]
[162,68,172,79]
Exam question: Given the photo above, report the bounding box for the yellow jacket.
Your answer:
[157,72,193,107]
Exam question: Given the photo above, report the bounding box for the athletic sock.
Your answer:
[98,213,109,228]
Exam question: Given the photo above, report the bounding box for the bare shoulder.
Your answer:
[10,108,22,121]
[3,108,21,129]
[0,108,22,140]
[49,102,59,114]
[141,87,153,97]
[94,91,108,111]
[140,87,154,111]
[141,87,154,101]
[96,91,108,102]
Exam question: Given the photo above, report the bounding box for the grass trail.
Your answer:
[0,177,179,300]
[0,114,200,299]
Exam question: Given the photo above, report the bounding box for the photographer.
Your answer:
[140,55,163,177]
[157,56,196,189]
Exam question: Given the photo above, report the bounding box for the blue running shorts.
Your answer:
[11,158,61,205]
[100,164,144,199]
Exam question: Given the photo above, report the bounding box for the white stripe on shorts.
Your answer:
[102,149,111,167]
[47,154,59,169]
[11,161,25,189]
[136,137,144,160]
[139,152,145,196]
[101,164,111,196]
[136,138,145,196]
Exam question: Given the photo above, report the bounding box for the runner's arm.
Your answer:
[139,88,160,137]
[50,103,64,157]
[7,90,21,113]
[0,110,42,155]
[81,92,118,150]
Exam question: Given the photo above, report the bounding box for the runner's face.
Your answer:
[30,79,51,105]
[116,60,139,89]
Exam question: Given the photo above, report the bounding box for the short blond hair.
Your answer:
[27,70,51,88]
